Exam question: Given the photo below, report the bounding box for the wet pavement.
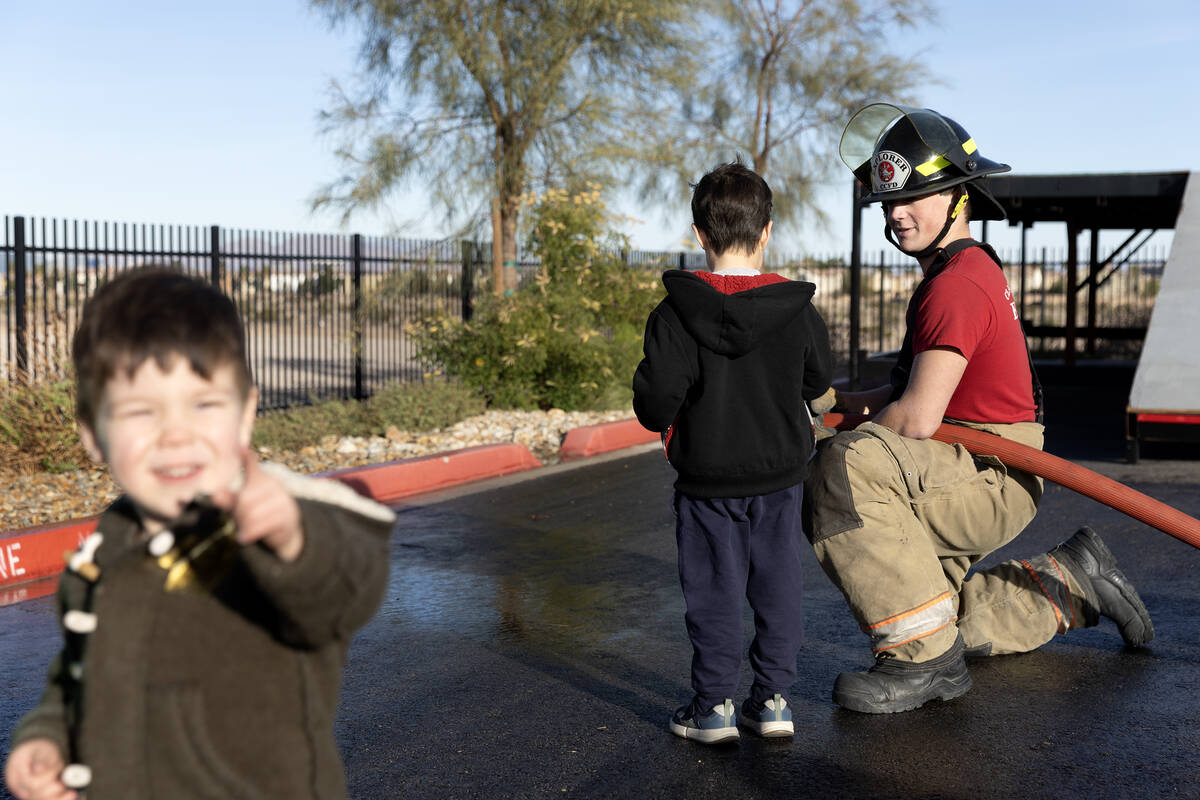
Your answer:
[3,389,1200,798]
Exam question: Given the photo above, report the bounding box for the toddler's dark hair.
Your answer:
[72,267,252,429]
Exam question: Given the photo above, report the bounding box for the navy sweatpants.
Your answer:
[674,483,805,711]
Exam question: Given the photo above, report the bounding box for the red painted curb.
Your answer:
[0,519,99,599]
[560,418,659,461]
[0,418,655,596]
[0,576,59,607]
[0,444,544,594]
[320,443,542,505]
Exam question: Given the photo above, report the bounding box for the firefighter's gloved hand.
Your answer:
[810,387,839,415]
[812,417,838,443]
[809,388,840,443]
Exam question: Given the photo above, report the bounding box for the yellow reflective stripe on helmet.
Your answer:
[962,138,977,155]
[915,155,951,176]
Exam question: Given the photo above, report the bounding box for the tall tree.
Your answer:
[312,0,690,288]
[644,0,936,233]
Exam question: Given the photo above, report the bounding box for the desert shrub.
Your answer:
[251,379,485,451]
[412,185,665,410]
[0,369,89,475]
[363,379,485,432]
[0,367,485,473]
[252,398,365,451]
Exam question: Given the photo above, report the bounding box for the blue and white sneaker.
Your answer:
[669,698,739,744]
[740,693,793,738]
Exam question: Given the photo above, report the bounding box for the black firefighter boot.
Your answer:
[1048,525,1155,646]
[832,634,972,714]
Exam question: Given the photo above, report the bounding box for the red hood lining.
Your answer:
[693,272,789,295]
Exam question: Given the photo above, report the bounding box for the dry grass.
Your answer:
[0,366,90,476]
[0,367,485,480]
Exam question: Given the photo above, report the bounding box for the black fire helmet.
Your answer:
[839,103,1010,221]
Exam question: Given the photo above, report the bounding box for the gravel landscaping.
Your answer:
[1,408,635,533]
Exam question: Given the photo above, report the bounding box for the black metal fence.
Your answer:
[1,217,478,409]
[0,216,711,410]
[807,244,1167,368]
[2,213,1166,410]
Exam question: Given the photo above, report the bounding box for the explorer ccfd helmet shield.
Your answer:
[839,103,1011,220]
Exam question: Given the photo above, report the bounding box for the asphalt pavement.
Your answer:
[3,371,1200,799]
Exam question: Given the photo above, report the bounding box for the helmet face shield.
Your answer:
[840,103,1010,215]
[840,104,942,171]
[839,103,911,176]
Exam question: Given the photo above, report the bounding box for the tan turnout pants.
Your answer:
[805,420,1080,662]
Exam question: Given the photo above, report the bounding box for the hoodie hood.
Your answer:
[661,269,817,357]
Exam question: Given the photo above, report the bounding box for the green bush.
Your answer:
[412,185,664,410]
[0,369,486,473]
[251,379,485,451]
[252,398,364,452]
[0,370,89,475]
[364,378,485,432]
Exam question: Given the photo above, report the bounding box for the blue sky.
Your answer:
[4,0,1198,258]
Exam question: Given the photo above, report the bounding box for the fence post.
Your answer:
[1019,222,1027,323]
[1087,227,1099,357]
[352,233,364,401]
[849,180,862,389]
[1065,226,1078,367]
[13,216,28,374]
[460,240,475,321]
[678,252,686,271]
[209,225,221,287]
[1039,247,1047,354]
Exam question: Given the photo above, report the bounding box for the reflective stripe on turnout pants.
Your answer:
[804,419,1060,662]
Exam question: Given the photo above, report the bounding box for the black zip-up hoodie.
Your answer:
[633,269,833,498]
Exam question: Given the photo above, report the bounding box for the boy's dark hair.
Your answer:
[73,267,253,429]
[690,160,773,256]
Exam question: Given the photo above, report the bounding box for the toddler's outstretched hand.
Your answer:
[211,449,305,562]
[5,739,76,800]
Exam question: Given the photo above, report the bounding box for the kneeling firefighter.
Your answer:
[804,103,1154,714]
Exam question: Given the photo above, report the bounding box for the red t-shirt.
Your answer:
[911,247,1036,423]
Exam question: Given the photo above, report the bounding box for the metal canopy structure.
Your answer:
[984,171,1189,368]
[985,171,1189,230]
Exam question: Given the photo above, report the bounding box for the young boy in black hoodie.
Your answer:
[633,161,833,743]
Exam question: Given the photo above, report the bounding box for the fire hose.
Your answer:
[821,413,1200,551]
